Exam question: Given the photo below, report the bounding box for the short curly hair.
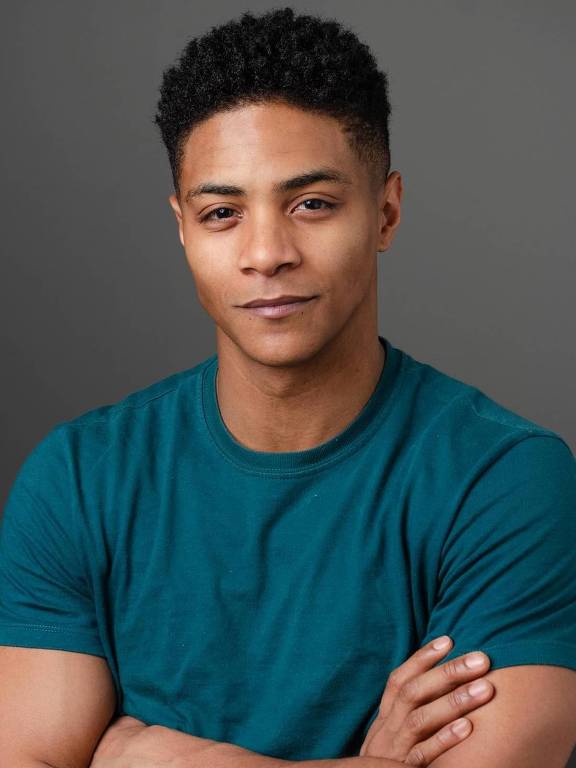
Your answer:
[154,6,392,198]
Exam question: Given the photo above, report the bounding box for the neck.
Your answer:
[214,327,386,454]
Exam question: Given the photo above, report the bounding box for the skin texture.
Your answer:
[168,100,402,454]
[0,646,116,767]
[90,716,403,767]
[424,665,576,767]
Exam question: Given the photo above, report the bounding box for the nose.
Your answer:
[237,215,302,276]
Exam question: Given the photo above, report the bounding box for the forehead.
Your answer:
[179,101,360,182]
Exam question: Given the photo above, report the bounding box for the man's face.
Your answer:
[169,100,402,368]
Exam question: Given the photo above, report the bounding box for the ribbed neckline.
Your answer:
[200,335,404,476]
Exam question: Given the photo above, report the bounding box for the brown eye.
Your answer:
[200,199,336,223]
[295,199,337,212]
[202,207,236,222]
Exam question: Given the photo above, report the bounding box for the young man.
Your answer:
[1,7,576,768]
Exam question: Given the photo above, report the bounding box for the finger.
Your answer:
[404,717,473,766]
[395,675,494,756]
[385,650,491,731]
[418,676,494,738]
[377,635,454,720]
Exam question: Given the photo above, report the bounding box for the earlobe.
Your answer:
[376,210,392,253]
[377,171,402,251]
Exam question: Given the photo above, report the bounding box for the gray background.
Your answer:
[1,2,575,763]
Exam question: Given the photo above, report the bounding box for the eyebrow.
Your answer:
[184,166,353,203]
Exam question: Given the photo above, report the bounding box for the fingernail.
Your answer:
[452,718,471,737]
[465,653,486,668]
[468,680,490,696]
[432,635,452,650]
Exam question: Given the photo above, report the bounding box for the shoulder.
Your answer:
[396,346,574,480]
[61,355,212,431]
[10,355,215,495]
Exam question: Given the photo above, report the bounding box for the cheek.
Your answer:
[331,248,373,298]
[184,250,234,314]
[328,217,375,285]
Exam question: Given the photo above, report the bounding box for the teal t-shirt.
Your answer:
[1,335,576,760]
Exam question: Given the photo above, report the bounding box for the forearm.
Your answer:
[186,743,399,766]
[90,719,405,768]
[116,724,404,768]
[166,734,404,768]
[299,762,403,767]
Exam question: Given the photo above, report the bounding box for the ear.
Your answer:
[169,194,185,247]
[376,171,403,253]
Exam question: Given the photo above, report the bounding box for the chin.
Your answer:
[240,332,327,368]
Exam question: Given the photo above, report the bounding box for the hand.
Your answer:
[359,636,494,766]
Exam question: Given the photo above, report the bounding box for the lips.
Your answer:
[241,297,316,318]
[241,295,314,308]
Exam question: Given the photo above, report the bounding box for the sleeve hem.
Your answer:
[442,640,576,673]
[0,623,106,658]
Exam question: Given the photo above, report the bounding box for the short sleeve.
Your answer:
[421,434,576,672]
[0,427,105,657]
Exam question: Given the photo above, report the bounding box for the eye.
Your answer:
[199,198,337,223]
[201,206,236,222]
[294,198,337,213]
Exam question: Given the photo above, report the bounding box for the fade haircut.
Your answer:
[154,6,392,198]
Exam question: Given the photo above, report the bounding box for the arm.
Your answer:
[428,664,576,767]
[0,645,117,768]
[91,636,494,768]
[177,739,405,768]
[91,720,406,767]
[417,434,576,766]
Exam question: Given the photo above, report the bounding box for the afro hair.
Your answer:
[155,6,392,197]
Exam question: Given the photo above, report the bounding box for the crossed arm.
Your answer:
[0,646,396,768]
[87,666,576,768]
[2,646,575,768]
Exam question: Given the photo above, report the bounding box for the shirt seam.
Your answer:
[466,393,568,444]
[439,430,572,567]
[0,621,102,636]
[53,367,206,431]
